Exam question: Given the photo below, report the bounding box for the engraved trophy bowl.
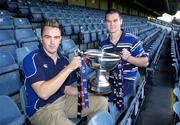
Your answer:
[84,49,121,94]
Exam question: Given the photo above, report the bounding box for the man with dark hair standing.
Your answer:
[23,19,108,125]
[100,9,149,120]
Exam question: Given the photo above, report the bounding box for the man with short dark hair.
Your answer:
[23,19,108,125]
[100,9,149,120]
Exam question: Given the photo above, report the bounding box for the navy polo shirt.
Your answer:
[23,48,73,117]
[100,32,147,102]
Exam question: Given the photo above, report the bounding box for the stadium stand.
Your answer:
[0,0,179,125]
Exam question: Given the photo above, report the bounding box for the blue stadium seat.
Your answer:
[0,45,17,61]
[80,25,91,44]
[14,18,32,29]
[15,28,39,47]
[7,0,18,12]
[30,7,42,22]
[0,51,21,95]
[22,41,39,47]
[60,39,77,56]
[16,46,38,69]
[18,3,30,17]
[176,122,180,125]
[43,12,57,21]
[88,111,114,125]
[0,51,17,71]
[71,19,80,34]
[0,17,14,30]
[0,29,16,59]
[61,19,73,36]
[174,87,180,101]
[0,30,16,46]
[0,95,25,125]
[173,101,180,120]
[99,34,107,43]
[0,10,11,17]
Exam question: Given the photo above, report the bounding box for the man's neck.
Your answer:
[110,30,122,45]
[44,48,58,64]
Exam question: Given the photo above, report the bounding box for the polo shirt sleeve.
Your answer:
[131,40,148,57]
[23,54,46,86]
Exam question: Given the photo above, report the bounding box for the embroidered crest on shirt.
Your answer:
[43,64,48,68]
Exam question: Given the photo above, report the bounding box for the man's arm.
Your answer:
[32,57,81,100]
[126,56,149,67]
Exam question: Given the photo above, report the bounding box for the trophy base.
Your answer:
[88,83,112,95]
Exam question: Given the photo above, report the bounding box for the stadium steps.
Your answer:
[136,36,174,125]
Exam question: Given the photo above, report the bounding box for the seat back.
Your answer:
[173,101,180,119]
[0,95,25,125]
[16,46,38,69]
[88,111,114,125]
[0,51,21,95]
[173,87,180,101]
[60,39,77,57]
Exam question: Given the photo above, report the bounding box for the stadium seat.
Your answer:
[0,17,14,30]
[15,28,39,47]
[7,0,18,12]
[0,95,25,125]
[30,7,42,22]
[18,3,30,17]
[88,111,114,125]
[176,122,180,125]
[0,29,17,58]
[14,18,32,29]
[0,10,11,17]
[173,87,180,101]
[0,30,16,46]
[0,51,21,95]
[173,101,180,119]
[16,46,38,69]
[62,20,73,36]
[60,39,77,56]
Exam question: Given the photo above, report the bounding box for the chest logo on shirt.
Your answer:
[43,64,48,68]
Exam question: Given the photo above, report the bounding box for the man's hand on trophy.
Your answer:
[121,48,131,61]
[67,56,81,72]
[92,63,100,68]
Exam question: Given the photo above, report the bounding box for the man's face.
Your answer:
[41,26,61,55]
[105,13,122,33]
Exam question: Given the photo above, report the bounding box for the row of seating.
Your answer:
[171,31,180,125]
[144,29,167,85]
[171,32,180,83]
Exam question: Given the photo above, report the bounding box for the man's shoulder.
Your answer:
[23,49,40,62]
[124,33,138,40]
[123,33,139,45]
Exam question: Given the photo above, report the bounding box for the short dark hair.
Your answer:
[105,9,122,20]
[41,19,60,36]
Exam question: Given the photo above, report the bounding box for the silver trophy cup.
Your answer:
[84,49,121,94]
